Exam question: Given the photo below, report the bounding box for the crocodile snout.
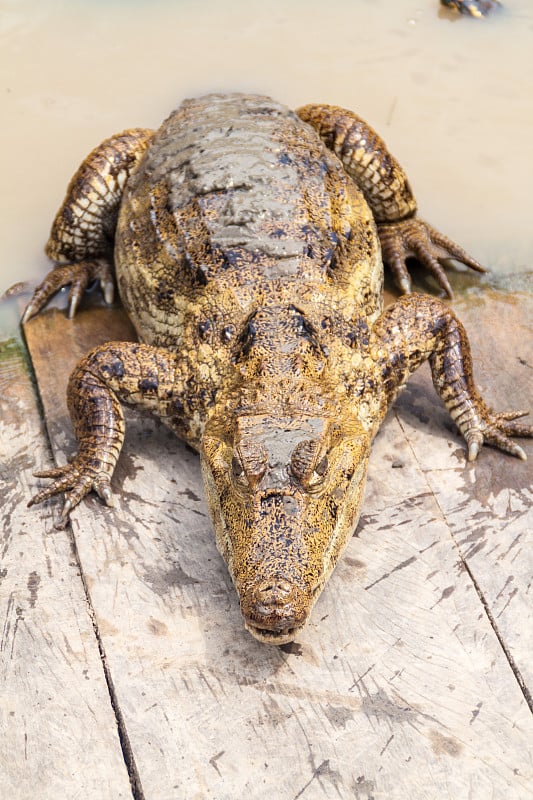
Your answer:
[242,577,309,644]
[254,577,295,608]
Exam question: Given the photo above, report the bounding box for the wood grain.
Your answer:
[0,334,132,800]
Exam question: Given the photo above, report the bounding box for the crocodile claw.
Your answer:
[464,409,531,461]
[28,460,114,520]
[22,259,115,322]
[378,217,486,298]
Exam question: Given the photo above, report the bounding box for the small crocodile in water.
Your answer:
[441,0,500,16]
[440,0,500,18]
[24,93,531,644]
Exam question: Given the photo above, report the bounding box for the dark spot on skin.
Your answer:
[198,387,217,407]
[196,264,209,285]
[198,319,212,339]
[138,377,159,392]
[278,152,292,166]
[101,358,124,378]
[184,251,209,285]
[173,397,185,415]
[237,312,258,357]
[222,325,235,342]
[156,277,174,302]
[222,249,239,269]
[325,247,338,276]
[390,351,406,369]
[63,206,74,225]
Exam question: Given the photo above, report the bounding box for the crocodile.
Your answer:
[440,0,500,16]
[24,93,531,644]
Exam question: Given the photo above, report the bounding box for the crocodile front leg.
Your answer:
[297,104,485,297]
[28,341,203,520]
[372,294,532,459]
[23,128,154,321]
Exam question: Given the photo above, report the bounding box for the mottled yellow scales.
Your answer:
[24,94,531,644]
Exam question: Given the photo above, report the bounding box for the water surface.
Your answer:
[1,0,532,333]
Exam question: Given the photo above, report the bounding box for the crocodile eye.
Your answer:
[291,440,329,490]
[291,439,318,481]
[232,440,268,489]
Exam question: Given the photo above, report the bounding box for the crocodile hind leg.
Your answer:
[297,104,485,297]
[28,340,203,521]
[23,128,154,321]
[371,293,532,459]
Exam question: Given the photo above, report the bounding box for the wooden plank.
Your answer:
[394,288,533,694]
[0,334,133,800]
[23,298,533,799]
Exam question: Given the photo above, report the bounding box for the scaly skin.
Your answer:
[24,94,531,644]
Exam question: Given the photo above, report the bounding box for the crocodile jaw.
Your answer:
[244,621,307,646]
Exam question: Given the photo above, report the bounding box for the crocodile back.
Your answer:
[114,93,383,351]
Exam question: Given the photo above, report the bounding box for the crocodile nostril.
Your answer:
[254,579,295,606]
[243,578,309,636]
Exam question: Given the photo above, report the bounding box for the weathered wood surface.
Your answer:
[394,289,533,695]
[14,290,533,799]
[0,335,133,799]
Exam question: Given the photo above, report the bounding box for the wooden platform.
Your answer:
[1,288,532,799]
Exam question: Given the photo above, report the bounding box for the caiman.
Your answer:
[440,0,500,16]
[23,93,531,645]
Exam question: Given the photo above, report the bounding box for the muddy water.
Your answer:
[1,0,532,334]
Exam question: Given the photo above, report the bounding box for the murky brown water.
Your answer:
[1,0,532,334]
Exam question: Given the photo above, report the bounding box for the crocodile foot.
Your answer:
[22,259,114,322]
[28,460,114,524]
[440,0,501,17]
[463,409,532,462]
[378,218,486,297]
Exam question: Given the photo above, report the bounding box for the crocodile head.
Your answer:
[201,409,370,644]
